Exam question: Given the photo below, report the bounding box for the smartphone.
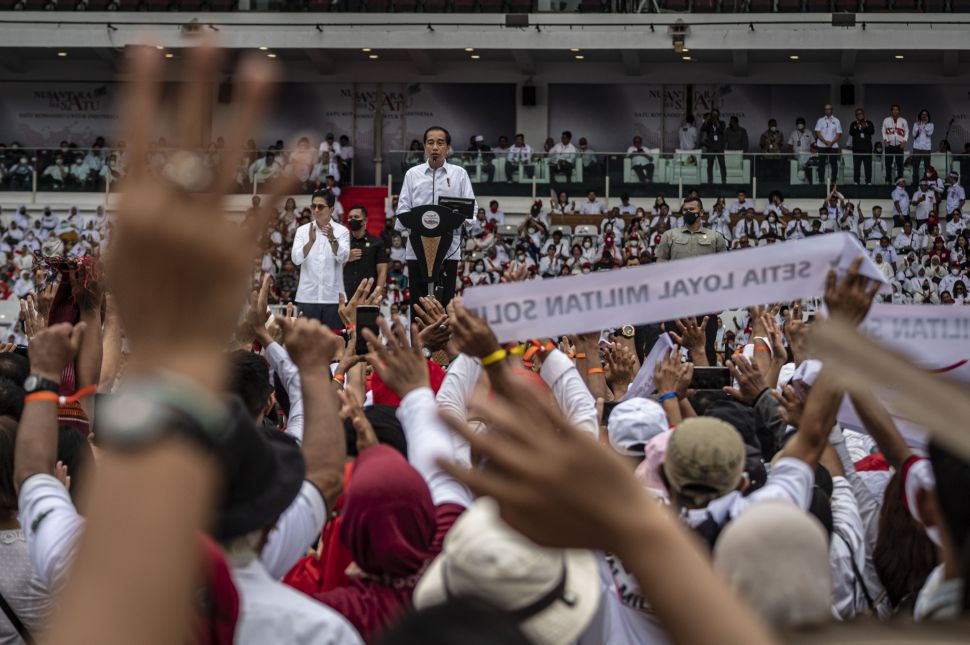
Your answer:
[355,305,380,356]
[689,366,731,390]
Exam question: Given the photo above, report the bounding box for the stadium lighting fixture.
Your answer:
[570,48,580,52]
[789,55,799,60]
[56,51,68,57]
[465,48,475,52]
[266,53,277,58]
[682,55,692,61]
[165,53,174,59]
[258,46,269,51]
[575,55,584,60]
[362,48,372,52]
[156,45,165,50]
[894,54,905,59]
[470,54,481,59]
[368,54,379,59]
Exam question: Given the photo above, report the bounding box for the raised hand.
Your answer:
[338,388,378,454]
[722,354,769,404]
[276,316,343,370]
[29,322,86,382]
[448,300,502,360]
[362,318,429,397]
[105,45,291,392]
[669,316,708,365]
[413,296,447,329]
[338,277,376,328]
[500,263,529,284]
[34,277,59,324]
[653,346,684,395]
[603,343,638,396]
[20,294,47,340]
[824,255,881,326]
[774,381,809,428]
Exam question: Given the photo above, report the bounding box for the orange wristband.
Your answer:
[754,346,771,352]
[333,374,345,382]
[574,353,587,360]
[25,385,96,406]
[587,367,605,375]
[24,392,58,404]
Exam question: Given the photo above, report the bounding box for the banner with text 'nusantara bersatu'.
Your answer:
[461,233,886,343]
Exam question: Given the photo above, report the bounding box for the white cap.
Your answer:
[474,134,485,142]
[606,397,668,457]
[414,498,600,645]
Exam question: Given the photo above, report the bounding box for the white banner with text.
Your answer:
[462,233,885,343]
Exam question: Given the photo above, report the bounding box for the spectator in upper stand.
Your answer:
[725,116,749,152]
[41,155,68,190]
[763,191,789,221]
[626,135,654,183]
[600,207,625,236]
[7,154,33,190]
[577,137,599,181]
[617,193,637,216]
[876,235,898,269]
[250,150,282,187]
[762,208,785,241]
[882,104,909,184]
[486,200,505,226]
[945,171,966,215]
[506,133,534,182]
[759,119,784,181]
[863,205,890,241]
[679,114,698,150]
[728,190,754,216]
[551,191,576,216]
[784,210,811,241]
[848,107,876,185]
[549,131,577,182]
[734,209,762,241]
[68,154,92,190]
[788,117,815,184]
[467,135,495,183]
[894,221,921,255]
[912,179,937,228]
[82,142,105,176]
[543,229,570,259]
[911,109,934,182]
[579,190,606,216]
[338,135,354,180]
[944,210,965,241]
[813,103,842,185]
[493,135,510,155]
[709,197,732,241]
[892,177,912,226]
[700,110,727,184]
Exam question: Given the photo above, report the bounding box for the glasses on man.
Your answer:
[312,203,328,211]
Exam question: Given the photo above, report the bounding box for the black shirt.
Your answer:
[849,120,875,152]
[343,232,388,296]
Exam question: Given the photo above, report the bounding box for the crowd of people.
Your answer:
[0,46,969,645]
[0,133,355,194]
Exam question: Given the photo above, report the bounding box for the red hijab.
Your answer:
[313,445,437,641]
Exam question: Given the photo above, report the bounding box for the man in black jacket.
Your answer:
[849,108,875,185]
[701,110,726,184]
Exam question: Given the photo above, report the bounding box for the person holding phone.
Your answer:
[291,188,350,329]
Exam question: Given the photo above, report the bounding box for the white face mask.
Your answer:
[797,124,805,131]
[952,268,961,276]
[475,264,484,272]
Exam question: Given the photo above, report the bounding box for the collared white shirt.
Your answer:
[626,146,653,164]
[679,124,698,150]
[507,144,533,164]
[894,230,920,251]
[291,220,350,304]
[814,115,843,149]
[946,183,966,215]
[882,116,909,147]
[580,199,606,215]
[395,160,477,262]
[486,209,505,225]
[549,142,577,163]
[232,557,362,645]
[863,217,889,241]
[734,218,763,240]
[600,215,625,234]
[892,186,912,217]
[912,188,935,221]
[785,219,810,240]
[618,202,637,215]
[789,129,814,155]
[728,199,753,216]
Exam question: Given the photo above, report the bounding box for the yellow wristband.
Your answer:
[481,349,508,367]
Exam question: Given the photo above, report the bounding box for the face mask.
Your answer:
[19,158,26,164]
[797,124,805,131]
[683,211,699,226]
[348,219,364,231]
[770,126,777,132]
[767,216,776,223]
[952,268,961,275]
[583,241,591,248]
[517,254,525,261]
[475,264,484,272]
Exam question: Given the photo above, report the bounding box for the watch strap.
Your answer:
[24,374,60,394]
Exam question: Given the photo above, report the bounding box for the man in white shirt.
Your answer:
[734,209,762,240]
[891,177,913,226]
[813,104,842,185]
[626,135,654,183]
[617,193,637,215]
[579,190,606,216]
[788,117,815,183]
[785,210,810,240]
[249,150,282,186]
[911,179,936,227]
[679,114,698,150]
[291,189,351,329]
[549,130,578,182]
[863,205,890,241]
[894,221,921,254]
[395,125,477,309]
[506,133,534,182]
[728,190,753,216]
[881,104,908,184]
[945,171,966,215]
[486,200,505,225]
[338,135,354,180]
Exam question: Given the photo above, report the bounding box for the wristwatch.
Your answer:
[619,325,636,339]
[24,374,60,394]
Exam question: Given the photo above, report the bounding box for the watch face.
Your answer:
[621,325,635,338]
[23,375,38,391]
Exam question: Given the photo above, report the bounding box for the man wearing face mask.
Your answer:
[342,205,388,299]
[655,196,728,364]
[788,117,814,184]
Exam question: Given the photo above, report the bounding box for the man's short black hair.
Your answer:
[228,351,273,420]
[891,103,901,111]
[0,351,28,387]
[311,189,336,208]
[0,378,25,421]
[562,130,572,139]
[489,200,498,206]
[682,196,704,210]
[423,126,451,145]
[514,132,524,139]
[348,204,368,218]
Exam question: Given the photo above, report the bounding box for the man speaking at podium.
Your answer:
[395,125,477,308]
